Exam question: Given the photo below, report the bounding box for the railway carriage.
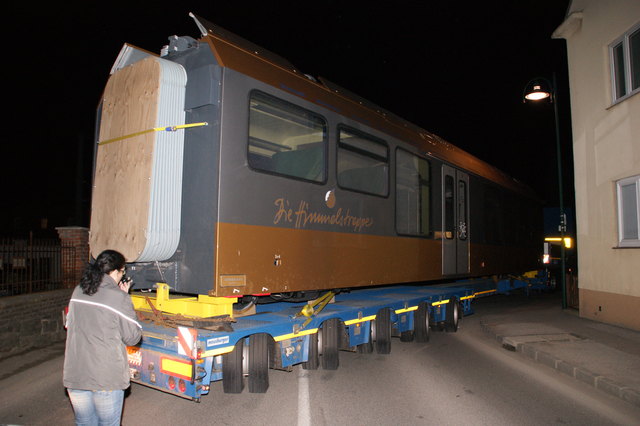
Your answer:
[90,14,541,301]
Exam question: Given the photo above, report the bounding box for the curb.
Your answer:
[481,323,640,408]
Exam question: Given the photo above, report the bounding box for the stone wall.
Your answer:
[0,288,73,360]
[0,227,89,361]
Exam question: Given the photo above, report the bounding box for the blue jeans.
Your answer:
[67,389,124,426]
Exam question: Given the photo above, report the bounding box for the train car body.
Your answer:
[90,14,541,298]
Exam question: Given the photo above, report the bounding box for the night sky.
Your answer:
[3,1,572,235]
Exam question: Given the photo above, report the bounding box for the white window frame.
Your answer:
[609,22,640,104]
[616,174,640,247]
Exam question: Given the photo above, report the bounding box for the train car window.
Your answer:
[396,149,431,236]
[444,175,455,239]
[505,195,518,245]
[337,127,389,196]
[484,185,504,244]
[248,91,327,183]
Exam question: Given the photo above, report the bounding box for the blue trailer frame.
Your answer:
[126,271,549,401]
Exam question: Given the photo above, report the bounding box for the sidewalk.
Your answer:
[477,292,640,408]
[0,341,65,382]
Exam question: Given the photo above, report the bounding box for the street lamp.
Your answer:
[523,73,567,309]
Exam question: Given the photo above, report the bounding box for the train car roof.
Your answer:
[188,13,538,200]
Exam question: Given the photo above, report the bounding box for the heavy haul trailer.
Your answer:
[87,14,547,400]
[128,275,548,401]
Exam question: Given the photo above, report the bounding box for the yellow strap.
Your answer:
[294,291,334,319]
[98,122,208,146]
[293,291,335,331]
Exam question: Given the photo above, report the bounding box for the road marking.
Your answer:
[297,368,311,426]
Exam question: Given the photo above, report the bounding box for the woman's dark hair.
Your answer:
[80,250,126,295]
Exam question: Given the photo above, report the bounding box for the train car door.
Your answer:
[442,165,470,275]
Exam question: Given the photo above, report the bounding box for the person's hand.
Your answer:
[119,278,132,293]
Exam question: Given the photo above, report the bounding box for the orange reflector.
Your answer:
[160,357,192,381]
[127,346,142,366]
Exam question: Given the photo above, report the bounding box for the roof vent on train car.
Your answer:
[91,51,187,263]
[161,36,199,57]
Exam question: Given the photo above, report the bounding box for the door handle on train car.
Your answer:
[458,222,467,240]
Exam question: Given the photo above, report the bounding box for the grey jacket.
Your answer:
[63,275,142,390]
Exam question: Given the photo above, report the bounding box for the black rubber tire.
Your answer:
[321,318,340,370]
[445,297,460,332]
[400,330,414,342]
[357,322,374,353]
[302,331,319,370]
[375,308,392,354]
[414,302,431,343]
[248,333,270,393]
[222,339,244,394]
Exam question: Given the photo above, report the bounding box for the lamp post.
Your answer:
[523,72,567,309]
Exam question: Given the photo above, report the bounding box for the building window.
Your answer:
[396,149,431,236]
[337,127,389,196]
[616,175,640,247]
[610,23,640,103]
[248,91,327,183]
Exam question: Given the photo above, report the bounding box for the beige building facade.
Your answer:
[553,0,640,330]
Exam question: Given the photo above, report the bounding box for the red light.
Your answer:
[168,376,176,390]
[178,379,186,393]
[63,306,69,329]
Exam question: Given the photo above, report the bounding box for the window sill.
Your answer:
[608,88,640,109]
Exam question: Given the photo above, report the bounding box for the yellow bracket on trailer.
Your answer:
[131,283,237,318]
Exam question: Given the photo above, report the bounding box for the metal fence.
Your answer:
[0,238,76,296]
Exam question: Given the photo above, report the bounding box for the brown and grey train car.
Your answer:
[89,15,542,299]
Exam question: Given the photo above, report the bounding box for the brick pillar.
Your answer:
[56,227,90,288]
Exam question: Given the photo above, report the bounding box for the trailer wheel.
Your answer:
[321,318,340,370]
[400,330,414,342]
[357,322,373,353]
[222,339,244,393]
[375,308,392,354]
[248,333,270,393]
[445,297,461,332]
[302,332,319,370]
[414,302,431,343]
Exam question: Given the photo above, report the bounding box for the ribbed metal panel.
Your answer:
[137,58,187,261]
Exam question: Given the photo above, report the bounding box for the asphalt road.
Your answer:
[2,295,640,425]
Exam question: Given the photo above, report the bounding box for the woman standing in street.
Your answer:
[63,249,142,425]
